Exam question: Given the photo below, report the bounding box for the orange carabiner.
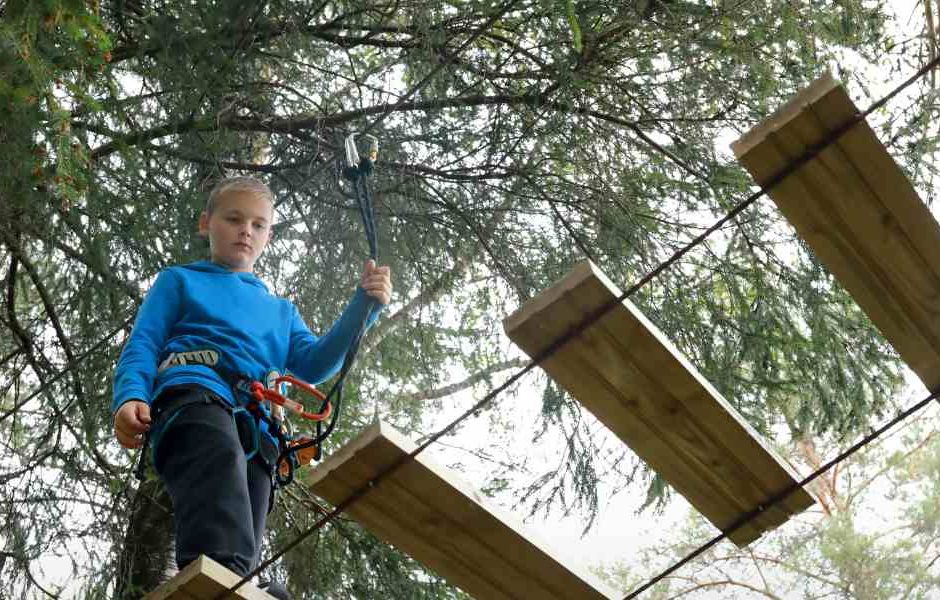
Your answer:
[272,374,327,402]
[249,376,332,422]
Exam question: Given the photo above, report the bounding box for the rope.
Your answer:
[221,54,940,599]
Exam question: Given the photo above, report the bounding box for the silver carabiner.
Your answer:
[345,132,379,167]
[345,132,360,167]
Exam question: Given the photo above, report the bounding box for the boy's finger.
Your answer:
[115,419,143,438]
[119,414,149,434]
[115,428,142,449]
[365,285,391,300]
[126,413,148,432]
[136,403,152,425]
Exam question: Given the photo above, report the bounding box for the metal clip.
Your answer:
[345,132,380,167]
[345,132,360,167]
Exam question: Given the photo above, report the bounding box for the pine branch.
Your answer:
[391,358,527,404]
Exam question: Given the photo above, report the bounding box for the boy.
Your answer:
[112,177,391,598]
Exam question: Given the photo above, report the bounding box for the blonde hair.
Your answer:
[206,176,274,215]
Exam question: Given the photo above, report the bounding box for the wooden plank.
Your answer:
[143,555,274,600]
[503,261,816,547]
[732,72,940,391]
[308,421,618,600]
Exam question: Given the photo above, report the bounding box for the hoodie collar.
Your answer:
[183,260,269,291]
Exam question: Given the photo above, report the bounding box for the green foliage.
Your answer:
[0,0,111,205]
[564,0,583,54]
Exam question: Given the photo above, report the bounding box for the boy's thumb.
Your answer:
[365,258,376,271]
[137,403,152,424]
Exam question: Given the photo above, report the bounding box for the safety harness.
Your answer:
[135,132,381,488]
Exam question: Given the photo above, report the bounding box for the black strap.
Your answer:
[275,153,380,486]
[343,157,378,260]
[133,385,227,481]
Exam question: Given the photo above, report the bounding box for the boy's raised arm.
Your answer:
[286,286,383,385]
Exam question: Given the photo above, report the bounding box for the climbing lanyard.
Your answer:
[344,133,379,259]
[273,131,381,486]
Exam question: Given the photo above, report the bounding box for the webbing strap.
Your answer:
[274,142,380,486]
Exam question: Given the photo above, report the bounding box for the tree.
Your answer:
[593,411,940,599]
[0,0,936,597]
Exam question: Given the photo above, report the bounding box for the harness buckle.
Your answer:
[277,436,320,479]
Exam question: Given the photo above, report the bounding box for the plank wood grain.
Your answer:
[143,555,274,600]
[503,261,815,547]
[732,72,940,391]
[307,421,618,600]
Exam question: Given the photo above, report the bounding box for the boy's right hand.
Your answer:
[114,400,151,449]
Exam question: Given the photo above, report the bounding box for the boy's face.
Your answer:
[198,191,273,272]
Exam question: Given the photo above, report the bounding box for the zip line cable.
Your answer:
[221,55,940,599]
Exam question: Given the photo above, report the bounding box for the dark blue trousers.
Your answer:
[152,388,272,576]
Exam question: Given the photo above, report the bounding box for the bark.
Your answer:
[114,478,176,599]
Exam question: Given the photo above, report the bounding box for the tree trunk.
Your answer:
[114,477,176,599]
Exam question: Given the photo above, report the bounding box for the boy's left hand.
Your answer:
[360,259,392,305]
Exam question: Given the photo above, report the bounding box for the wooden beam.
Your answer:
[732,72,940,392]
[143,555,274,600]
[308,421,618,600]
[503,261,816,547]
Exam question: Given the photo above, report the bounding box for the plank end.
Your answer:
[731,72,840,159]
[503,259,600,336]
[143,555,274,600]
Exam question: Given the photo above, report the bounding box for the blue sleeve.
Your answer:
[287,287,384,384]
[111,269,182,413]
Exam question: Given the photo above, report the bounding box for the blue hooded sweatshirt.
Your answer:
[112,260,382,440]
